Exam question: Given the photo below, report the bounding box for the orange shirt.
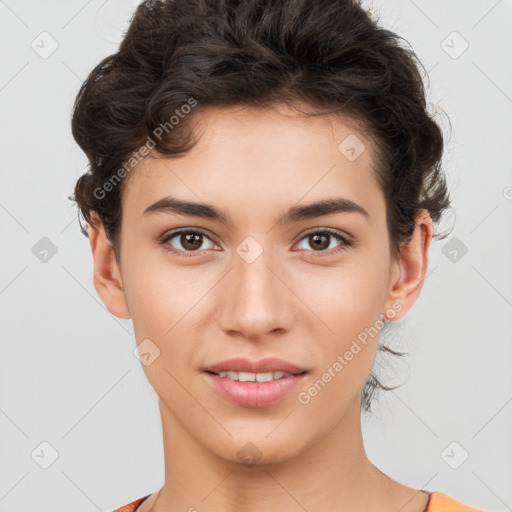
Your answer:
[113,491,484,511]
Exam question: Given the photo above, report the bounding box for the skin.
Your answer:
[89,103,433,512]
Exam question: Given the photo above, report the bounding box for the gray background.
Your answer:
[0,0,511,510]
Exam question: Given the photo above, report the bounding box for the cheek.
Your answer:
[293,255,390,341]
[123,244,195,330]
[291,252,389,394]
[295,277,384,414]
[124,259,211,370]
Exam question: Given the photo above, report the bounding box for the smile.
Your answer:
[212,370,294,382]
[203,370,308,408]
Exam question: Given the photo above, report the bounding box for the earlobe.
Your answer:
[384,209,433,321]
[88,213,131,320]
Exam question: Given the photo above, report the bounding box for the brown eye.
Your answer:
[161,229,217,256]
[180,232,203,251]
[296,229,353,255]
[308,233,330,251]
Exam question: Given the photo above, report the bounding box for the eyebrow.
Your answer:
[142,196,370,224]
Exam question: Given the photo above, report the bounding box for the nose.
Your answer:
[217,246,294,341]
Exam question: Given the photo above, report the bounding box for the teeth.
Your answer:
[216,370,291,382]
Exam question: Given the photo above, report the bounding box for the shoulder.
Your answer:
[112,495,151,512]
[426,491,484,512]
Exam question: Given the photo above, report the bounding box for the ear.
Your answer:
[384,209,433,321]
[88,212,131,319]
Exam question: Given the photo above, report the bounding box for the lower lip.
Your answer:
[203,372,307,408]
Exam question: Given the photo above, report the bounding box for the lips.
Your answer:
[201,357,308,407]
[203,372,307,407]
[202,357,307,375]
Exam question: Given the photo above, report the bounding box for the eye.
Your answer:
[161,229,218,257]
[295,229,354,255]
[160,227,354,258]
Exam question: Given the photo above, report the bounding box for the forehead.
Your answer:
[121,103,384,227]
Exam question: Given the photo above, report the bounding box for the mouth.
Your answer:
[203,370,307,382]
[202,371,308,409]
[202,356,308,375]
[201,358,309,408]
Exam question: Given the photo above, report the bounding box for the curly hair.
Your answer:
[69,0,452,413]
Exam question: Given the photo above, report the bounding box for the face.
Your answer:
[90,103,431,466]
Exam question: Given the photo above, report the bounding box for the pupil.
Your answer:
[311,233,329,250]
[183,233,202,250]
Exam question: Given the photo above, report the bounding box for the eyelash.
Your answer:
[160,228,354,258]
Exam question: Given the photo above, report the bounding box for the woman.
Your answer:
[70,0,483,510]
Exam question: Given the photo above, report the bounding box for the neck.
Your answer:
[150,396,405,512]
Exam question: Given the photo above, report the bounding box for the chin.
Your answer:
[204,429,312,467]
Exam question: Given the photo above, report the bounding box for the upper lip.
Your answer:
[202,357,307,375]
